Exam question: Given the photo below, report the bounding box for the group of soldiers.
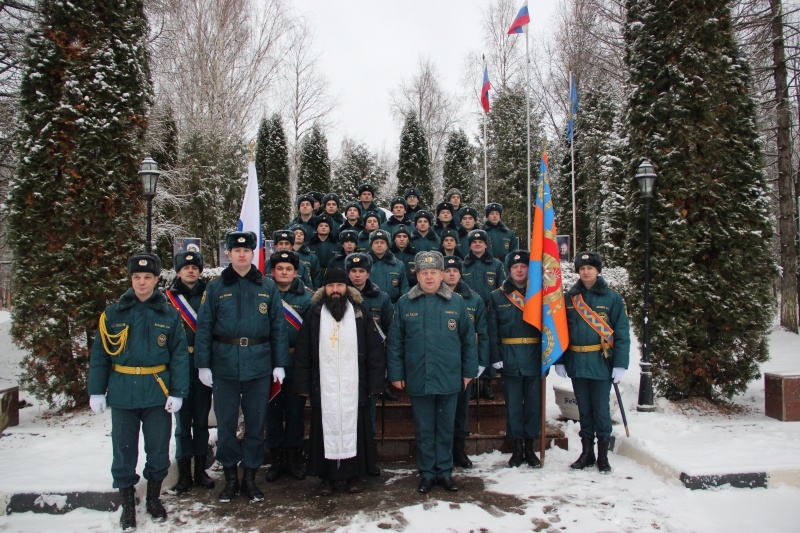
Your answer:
[87,183,630,531]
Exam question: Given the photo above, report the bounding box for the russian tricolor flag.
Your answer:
[238,161,265,273]
[507,1,530,34]
[481,65,491,114]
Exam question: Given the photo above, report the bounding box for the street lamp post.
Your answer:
[635,160,657,413]
[594,199,601,252]
[139,155,161,253]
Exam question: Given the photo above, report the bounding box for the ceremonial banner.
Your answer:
[238,161,264,273]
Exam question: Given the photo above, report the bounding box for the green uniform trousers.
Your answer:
[410,393,458,479]
[111,406,171,489]
[571,377,613,440]
[501,375,541,440]
[175,379,213,459]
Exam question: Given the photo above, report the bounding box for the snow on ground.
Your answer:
[1,308,799,532]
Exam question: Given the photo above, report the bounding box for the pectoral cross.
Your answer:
[330,324,339,348]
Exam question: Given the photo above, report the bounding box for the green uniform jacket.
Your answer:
[433,221,458,238]
[391,244,417,287]
[456,227,473,258]
[381,216,415,233]
[368,249,409,303]
[410,230,440,252]
[356,230,373,253]
[308,235,339,270]
[285,216,316,240]
[453,280,490,370]
[462,252,507,305]
[355,278,394,338]
[88,288,190,408]
[562,276,630,379]
[296,244,322,289]
[482,221,519,262]
[166,278,206,377]
[387,283,478,396]
[488,278,542,377]
[359,201,387,225]
[195,265,290,381]
[326,212,346,235]
[280,277,314,379]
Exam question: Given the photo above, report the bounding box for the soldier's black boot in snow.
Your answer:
[597,439,612,473]
[507,438,524,468]
[240,468,265,502]
[453,436,473,469]
[119,486,136,532]
[145,480,167,523]
[194,455,215,488]
[285,447,307,480]
[523,438,541,468]
[264,448,283,482]
[171,457,192,493]
[570,437,596,470]
[218,466,239,503]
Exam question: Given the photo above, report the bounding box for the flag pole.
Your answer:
[483,56,489,206]
[570,72,577,258]
[525,25,532,245]
[540,374,547,466]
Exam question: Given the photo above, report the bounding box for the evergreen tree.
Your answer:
[296,123,330,195]
[256,114,290,235]
[442,129,478,207]
[333,140,387,202]
[8,0,152,407]
[625,0,775,400]
[396,112,433,207]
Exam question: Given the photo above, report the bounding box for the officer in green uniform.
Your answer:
[269,230,313,289]
[554,252,630,473]
[265,250,314,483]
[308,213,339,271]
[329,228,359,272]
[439,228,462,258]
[442,256,488,469]
[88,253,189,531]
[456,207,479,258]
[357,211,382,252]
[367,229,409,304]
[357,183,387,225]
[390,224,417,287]
[482,203,519,262]
[445,188,465,227]
[195,231,290,503]
[285,194,317,238]
[433,201,458,237]
[321,193,345,234]
[462,229,507,399]
[336,201,364,238]
[404,187,425,217]
[488,250,543,468]
[387,251,478,494]
[167,251,215,494]
[381,196,415,233]
[291,224,322,289]
[410,210,440,252]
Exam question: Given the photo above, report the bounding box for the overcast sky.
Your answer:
[290,0,558,157]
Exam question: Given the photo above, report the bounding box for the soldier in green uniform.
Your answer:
[367,229,409,304]
[291,225,322,289]
[357,183,387,225]
[195,231,290,503]
[390,225,417,288]
[554,252,630,473]
[442,256,489,469]
[488,250,542,468]
[410,210,440,252]
[268,230,313,289]
[433,201,457,237]
[308,214,339,271]
[445,188,465,227]
[88,253,189,531]
[438,228,462,258]
[336,201,364,237]
[387,251,478,493]
[357,211,382,252]
[462,229,507,400]
[456,207,479,258]
[265,250,314,483]
[404,187,424,217]
[321,193,345,234]
[482,203,519,263]
[329,229,359,272]
[285,194,317,238]
[381,196,415,233]
[166,251,215,494]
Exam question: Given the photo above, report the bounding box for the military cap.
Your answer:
[338,229,359,244]
[414,210,434,225]
[404,187,422,200]
[323,268,349,285]
[314,213,334,228]
[358,183,376,195]
[443,255,463,272]
[174,250,203,273]
[392,224,412,239]
[467,229,489,244]
[485,202,504,216]
[272,230,295,245]
[390,197,408,210]
[506,249,530,269]
[289,224,307,238]
[415,250,444,271]
[436,201,454,216]
[575,251,602,273]
[322,192,340,207]
[446,188,463,202]
[362,210,381,224]
[296,194,315,208]
[461,206,479,221]
[225,230,257,251]
[369,229,391,245]
[345,252,373,273]
[128,252,161,276]
[271,250,300,270]
[344,201,363,216]
[309,191,324,204]
[439,228,460,244]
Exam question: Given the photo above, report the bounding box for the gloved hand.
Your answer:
[492,361,503,370]
[89,395,106,414]
[476,366,485,378]
[198,368,213,388]
[165,396,183,413]
[554,364,567,378]
[612,367,626,383]
[272,367,286,384]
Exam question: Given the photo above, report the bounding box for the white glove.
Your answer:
[165,396,183,413]
[554,364,567,378]
[476,366,485,378]
[272,367,286,384]
[612,367,625,383]
[198,368,213,388]
[492,361,503,370]
[89,395,106,414]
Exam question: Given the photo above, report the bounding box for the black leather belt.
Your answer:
[213,335,268,347]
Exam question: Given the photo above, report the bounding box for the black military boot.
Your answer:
[264,448,283,482]
[507,439,524,468]
[194,456,215,488]
[523,438,541,468]
[597,439,612,473]
[453,436,473,469]
[240,468,265,502]
[118,486,136,532]
[218,466,239,503]
[570,437,596,470]
[480,379,495,400]
[171,457,193,493]
[145,479,167,523]
[285,447,307,480]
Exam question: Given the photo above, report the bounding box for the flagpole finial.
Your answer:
[247,140,256,162]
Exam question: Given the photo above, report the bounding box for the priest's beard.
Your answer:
[322,292,348,321]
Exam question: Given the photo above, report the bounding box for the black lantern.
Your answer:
[635,159,657,412]
[139,155,160,253]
